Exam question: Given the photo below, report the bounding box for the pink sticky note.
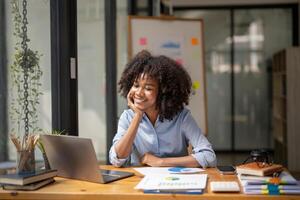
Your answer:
[175,59,183,65]
[139,37,147,45]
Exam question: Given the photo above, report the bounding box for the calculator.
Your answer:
[210,181,240,192]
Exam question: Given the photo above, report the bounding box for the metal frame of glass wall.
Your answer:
[51,0,78,136]
[0,0,8,162]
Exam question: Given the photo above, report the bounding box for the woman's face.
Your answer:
[130,74,159,113]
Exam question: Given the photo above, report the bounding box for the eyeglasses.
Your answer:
[254,161,273,168]
[243,149,273,168]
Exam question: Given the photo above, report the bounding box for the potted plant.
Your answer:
[9,0,43,174]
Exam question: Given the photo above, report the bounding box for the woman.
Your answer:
[109,50,216,168]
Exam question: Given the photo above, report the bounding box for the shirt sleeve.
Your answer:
[181,110,217,168]
[109,110,132,167]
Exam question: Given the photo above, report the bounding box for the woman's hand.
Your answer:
[141,153,200,167]
[141,153,164,167]
[127,90,143,116]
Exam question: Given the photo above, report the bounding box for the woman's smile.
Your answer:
[134,97,146,104]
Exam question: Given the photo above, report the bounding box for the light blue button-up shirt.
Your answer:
[109,107,217,168]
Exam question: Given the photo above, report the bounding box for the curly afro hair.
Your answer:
[119,50,192,121]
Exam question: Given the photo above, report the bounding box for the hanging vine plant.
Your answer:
[9,0,43,147]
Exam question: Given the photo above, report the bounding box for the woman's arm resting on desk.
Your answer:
[181,110,217,168]
[141,153,200,167]
[140,146,217,168]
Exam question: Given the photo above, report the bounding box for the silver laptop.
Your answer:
[40,134,134,183]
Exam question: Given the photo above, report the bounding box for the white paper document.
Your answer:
[134,167,204,176]
[135,174,208,190]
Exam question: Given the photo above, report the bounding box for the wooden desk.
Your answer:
[0,165,299,200]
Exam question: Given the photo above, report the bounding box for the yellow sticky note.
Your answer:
[192,81,200,90]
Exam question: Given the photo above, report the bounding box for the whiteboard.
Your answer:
[128,16,208,135]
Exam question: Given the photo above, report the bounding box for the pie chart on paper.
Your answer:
[168,167,204,174]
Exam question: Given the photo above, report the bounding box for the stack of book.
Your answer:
[0,169,57,191]
[236,162,300,195]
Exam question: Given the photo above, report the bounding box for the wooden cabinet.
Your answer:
[272,47,300,172]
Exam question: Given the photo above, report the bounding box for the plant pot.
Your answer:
[16,149,35,174]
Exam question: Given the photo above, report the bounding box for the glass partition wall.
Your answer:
[77,0,128,162]
[5,0,52,161]
[77,0,106,161]
[175,7,293,151]
[233,9,292,150]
